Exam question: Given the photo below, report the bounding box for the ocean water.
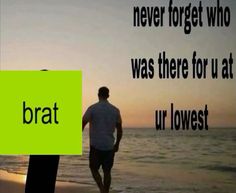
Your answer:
[0,128,236,193]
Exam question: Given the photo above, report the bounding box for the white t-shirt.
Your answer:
[83,100,122,150]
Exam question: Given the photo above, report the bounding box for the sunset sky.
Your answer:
[1,0,235,128]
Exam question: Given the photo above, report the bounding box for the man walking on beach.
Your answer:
[82,86,123,193]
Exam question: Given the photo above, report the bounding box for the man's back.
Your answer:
[83,100,121,150]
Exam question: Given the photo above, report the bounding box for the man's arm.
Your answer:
[82,107,91,131]
[114,122,123,152]
[82,120,88,131]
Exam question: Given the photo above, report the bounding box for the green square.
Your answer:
[0,71,82,155]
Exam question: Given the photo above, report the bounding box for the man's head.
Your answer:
[98,86,109,100]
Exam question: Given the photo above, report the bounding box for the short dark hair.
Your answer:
[98,86,109,99]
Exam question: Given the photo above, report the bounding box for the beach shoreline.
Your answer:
[0,170,118,193]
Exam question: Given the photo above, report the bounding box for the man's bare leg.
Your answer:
[103,170,111,193]
[90,168,105,193]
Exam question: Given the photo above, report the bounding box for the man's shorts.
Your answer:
[89,146,115,172]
